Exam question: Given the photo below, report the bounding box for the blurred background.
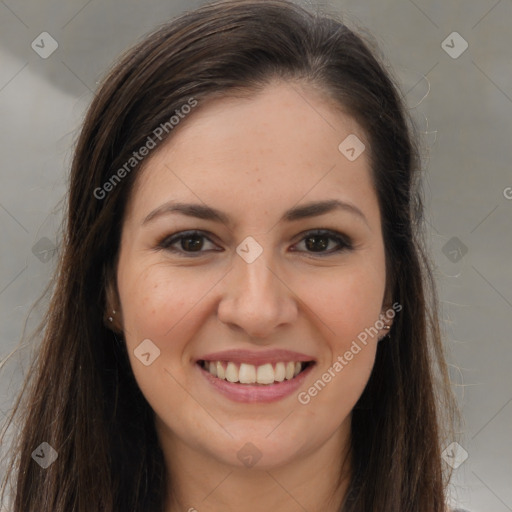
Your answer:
[0,0,511,510]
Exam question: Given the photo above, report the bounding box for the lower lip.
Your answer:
[197,362,315,403]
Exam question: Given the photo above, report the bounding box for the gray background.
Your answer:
[0,0,511,510]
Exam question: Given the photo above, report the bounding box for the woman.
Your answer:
[0,0,461,510]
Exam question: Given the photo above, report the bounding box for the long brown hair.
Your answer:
[1,1,458,510]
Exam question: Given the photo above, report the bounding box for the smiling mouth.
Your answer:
[198,360,315,386]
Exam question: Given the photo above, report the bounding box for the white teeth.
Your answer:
[225,362,238,382]
[274,362,286,382]
[256,363,275,384]
[216,361,225,379]
[202,360,310,385]
[285,362,295,380]
[239,363,256,384]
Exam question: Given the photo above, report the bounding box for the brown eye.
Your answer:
[180,234,204,252]
[158,230,219,256]
[292,230,353,255]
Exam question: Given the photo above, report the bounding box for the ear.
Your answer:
[378,289,395,341]
[104,276,124,334]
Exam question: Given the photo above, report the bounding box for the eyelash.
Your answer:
[156,229,354,257]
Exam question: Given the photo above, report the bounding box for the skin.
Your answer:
[114,81,393,512]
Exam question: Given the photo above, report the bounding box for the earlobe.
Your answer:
[378,301,394,341]
[104,278,123,333]
[378,322,392,341]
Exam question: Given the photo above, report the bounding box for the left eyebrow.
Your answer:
[142,199,369,228]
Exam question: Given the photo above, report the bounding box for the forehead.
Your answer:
[124,81,378,227]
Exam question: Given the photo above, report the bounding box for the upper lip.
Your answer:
[197,349,316,366]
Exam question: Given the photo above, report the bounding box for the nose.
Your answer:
[217,250,298,339]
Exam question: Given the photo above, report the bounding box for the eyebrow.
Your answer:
[142,199,369,227]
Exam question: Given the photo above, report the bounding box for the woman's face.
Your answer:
[116,81,391,471]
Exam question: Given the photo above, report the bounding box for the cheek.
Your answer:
[301,260,386,346]
[292,259,385,409]
[119,262,214,342]
[117,261,229,400]
[116,264,210,418]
